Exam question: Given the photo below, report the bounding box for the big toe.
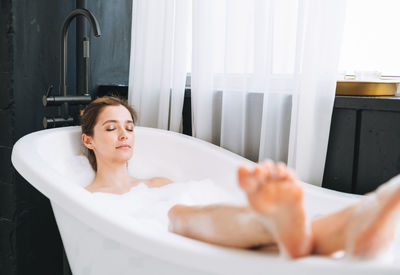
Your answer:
[238,166,258,194]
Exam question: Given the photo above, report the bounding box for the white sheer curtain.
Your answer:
[129,0,347,186]
[191,0,347,186]
[128,0,190,132]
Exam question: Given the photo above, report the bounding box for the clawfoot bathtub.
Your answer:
[12,126,400,275]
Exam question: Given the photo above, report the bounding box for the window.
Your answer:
[339,0,400,76]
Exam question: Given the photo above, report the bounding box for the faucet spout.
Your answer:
[60,8,101,97]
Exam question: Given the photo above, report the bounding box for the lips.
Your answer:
[116,144,131,149]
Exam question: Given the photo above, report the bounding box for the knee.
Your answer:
[168,204,189,218]
[168,204,191,233]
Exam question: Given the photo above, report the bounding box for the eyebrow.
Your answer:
[102,120,134,126]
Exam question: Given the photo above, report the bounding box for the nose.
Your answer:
[118,128,128,140]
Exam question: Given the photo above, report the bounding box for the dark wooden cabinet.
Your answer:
[323,96,400,194]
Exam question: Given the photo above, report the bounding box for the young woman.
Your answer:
[81,96,400,259]
[81,96,173,194]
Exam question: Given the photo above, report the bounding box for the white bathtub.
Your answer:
[11,126,400,275]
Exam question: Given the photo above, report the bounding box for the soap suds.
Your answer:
[96,179,245,232]
[63,155,246,233]
[61,155,400,262]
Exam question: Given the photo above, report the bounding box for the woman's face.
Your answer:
[83,105,135,166]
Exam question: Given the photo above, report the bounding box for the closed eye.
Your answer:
[106,128,133,132]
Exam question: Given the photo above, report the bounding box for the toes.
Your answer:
[275,162,286,178]
[275,162,297,182]
[239,160,298,195]
[260,159,274,166]
[259,160,284,181]
[260,159,274,173]
[238,166,258,193]
[238,166,250,179]
[285,167,297,182]
[258,159,275,179]
[254,165,267,181]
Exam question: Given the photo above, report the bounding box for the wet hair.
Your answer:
[80,96,137,171]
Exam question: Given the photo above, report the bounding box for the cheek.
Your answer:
[128,134,135,154]
[127,131,135,145]
[93,133,115,153]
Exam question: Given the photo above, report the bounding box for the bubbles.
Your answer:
[64,155,95,187]
[62,155,245,232]
[91,179,245,232]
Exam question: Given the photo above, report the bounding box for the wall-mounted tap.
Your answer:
[43,8,102,128]
[60,8,101,98]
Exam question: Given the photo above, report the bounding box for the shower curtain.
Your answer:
[129,0,347,186]
[128,0,190,132]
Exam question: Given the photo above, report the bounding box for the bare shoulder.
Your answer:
[146,177,173,188]
[85,183,113,194]
[85,184,99,193]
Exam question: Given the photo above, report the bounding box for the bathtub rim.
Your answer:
[11,126,398,274]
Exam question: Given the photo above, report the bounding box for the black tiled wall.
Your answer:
[1,0,16,273]
[0,1,132,274]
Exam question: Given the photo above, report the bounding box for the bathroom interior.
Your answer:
[2,0,400,274]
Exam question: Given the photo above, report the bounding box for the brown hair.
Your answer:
[80,96,137,171]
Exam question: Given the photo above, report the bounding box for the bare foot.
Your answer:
[346,175,400,258]
[238,160,313,258]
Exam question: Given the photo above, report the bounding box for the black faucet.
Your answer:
[43,9,101,128]
[60,8,101,98]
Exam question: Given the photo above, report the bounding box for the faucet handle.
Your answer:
[45,84,54,97]
[43,116,74,129]
[43,85,54,106]
[83,36,90,58]
[83,36,90,95]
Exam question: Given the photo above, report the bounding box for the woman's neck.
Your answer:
[93,161,133,189]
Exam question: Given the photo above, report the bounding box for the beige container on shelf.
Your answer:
[336,79,399,96]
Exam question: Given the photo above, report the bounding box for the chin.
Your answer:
[112,151,133,162]
[121,152,133,161]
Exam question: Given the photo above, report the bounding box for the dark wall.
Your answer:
[0,1,132,274]
[13,2,76,274]
[13,0,76,141]
[1,0,18,273]
[87,1,132,90]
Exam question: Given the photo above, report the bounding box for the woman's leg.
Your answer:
[239,161,400,258]
[169,161,400,258]
[168,160,312,257]
[312,174,400,257]
[168,204,275,248]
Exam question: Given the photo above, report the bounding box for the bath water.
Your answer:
[67,155,247,233]
[91,180,247,232]
[65,155,400,262]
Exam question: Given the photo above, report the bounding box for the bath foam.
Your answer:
[63,155,246,231]
[62,155,400,262]
[90,180,246,233]
[66,155,95,187]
